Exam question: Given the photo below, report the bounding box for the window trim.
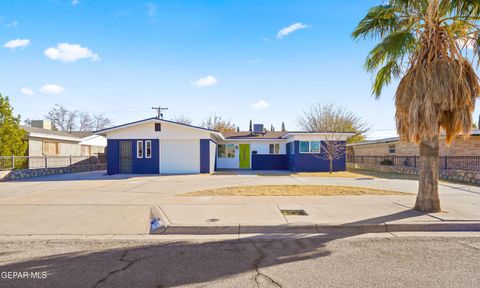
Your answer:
[137,140,144,158]
[145,140,152,159]
[299,141,321,154]
[269,143,280,154]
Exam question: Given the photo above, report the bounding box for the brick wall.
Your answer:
[349,135,480,157]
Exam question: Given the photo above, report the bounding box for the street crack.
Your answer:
[252,244,282,288]
[93,249,147,288]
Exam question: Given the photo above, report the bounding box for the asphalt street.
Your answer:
[0,235,479,288]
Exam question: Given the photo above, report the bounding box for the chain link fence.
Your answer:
[0,155,107,171]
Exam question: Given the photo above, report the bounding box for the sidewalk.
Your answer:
[151,193,480,235]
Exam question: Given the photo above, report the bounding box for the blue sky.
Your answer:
[3,0,475,137]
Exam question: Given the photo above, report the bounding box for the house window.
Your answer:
[388,144,396,154]
[155,123,161,131]
[137,141,144,158]
[145,140,152,158]
[299,141,321,153]
[269,144,280,154]
[218,144,235,158]
[43,141,59,155]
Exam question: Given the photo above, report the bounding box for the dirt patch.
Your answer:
[182,185,411,196]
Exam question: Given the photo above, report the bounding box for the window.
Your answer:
[43,141,59,155]
[388,144,396,154]
[155,123,161,131]
[145,140,152,158]
[218,144,235,158]
[299,141,321,153]
[269,144,280,154]
[137,141,143,158]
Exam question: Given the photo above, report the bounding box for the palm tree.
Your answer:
[353,0,480,212]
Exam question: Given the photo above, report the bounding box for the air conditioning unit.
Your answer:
[253,124,264,135]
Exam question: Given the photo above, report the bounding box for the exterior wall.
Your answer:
[289,140,347,172]
[28,139,43,156]
[216,141,287,170]
[349,135,480,157]
[105,121,212,174]
[28,138,81,156]
[106,139,159,174]
[200,139,210,173]
[209,140,216,174]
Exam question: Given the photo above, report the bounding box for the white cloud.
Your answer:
[39,84,65,94]
[3,39,30,49]
[457,38,474,49]
[276,22,310,39]
[44,43,100,62]
[5,20,18,28]
[193,76,218,87]
[72,0,79,5]
[20,87,35,95]
[251,100,270,109]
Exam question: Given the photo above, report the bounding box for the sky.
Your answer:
[2,0,479,139]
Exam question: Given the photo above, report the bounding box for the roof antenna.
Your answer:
[152,106,168,119]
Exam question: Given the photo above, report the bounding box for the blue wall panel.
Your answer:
[291,140,347,172]
[107,139,119,175]
[252,154,288,170]
[131,139,159,174]
[200,139,210,173]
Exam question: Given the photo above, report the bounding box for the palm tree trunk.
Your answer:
[414,135,441,212]
[329,157,333,174]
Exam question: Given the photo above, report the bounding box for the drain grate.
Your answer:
[280,209,308,216]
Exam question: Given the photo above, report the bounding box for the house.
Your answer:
[22,120,107,157]
[347,130,480,157]
[94,118,353,174]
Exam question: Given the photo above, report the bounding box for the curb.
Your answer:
[150,222,480,235]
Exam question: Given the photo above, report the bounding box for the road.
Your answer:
[1,234,479,287]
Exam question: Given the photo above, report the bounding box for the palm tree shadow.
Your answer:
[0,210,430,288]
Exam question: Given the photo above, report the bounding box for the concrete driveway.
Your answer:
[1,171,480,236]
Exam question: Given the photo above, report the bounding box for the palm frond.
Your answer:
[372,60,402,98]
[352,5,401,40]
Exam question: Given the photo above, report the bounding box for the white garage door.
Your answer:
[160,140,200,174]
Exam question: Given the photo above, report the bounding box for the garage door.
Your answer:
[160,140,200,174]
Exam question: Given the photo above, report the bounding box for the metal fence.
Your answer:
[0,155,107,171]
[347,155,480,171]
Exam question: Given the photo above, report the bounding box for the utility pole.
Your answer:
[152,106,168,119]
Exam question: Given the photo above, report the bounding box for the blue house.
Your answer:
[95,118,354,174]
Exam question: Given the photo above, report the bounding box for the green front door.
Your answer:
[239,144,250,169]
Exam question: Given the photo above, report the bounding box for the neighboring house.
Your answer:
[94,117,353,175]
[22,120,107,157]
[347,130,480,157]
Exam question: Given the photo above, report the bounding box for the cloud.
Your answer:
[251,100,270,109]
[72,0,79,5]
[5,20,18,28]
[193,76,218,87]
[146,3,157,17]
[20,87,34,95]
[276,22,310,39]
[3,39,30,49]
[39,84,65,94]
[44,43,100,62]
[457,38,474,49]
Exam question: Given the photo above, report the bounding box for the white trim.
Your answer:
[29,132,81,142]
[137,141,144,158]
[145,140,152,158]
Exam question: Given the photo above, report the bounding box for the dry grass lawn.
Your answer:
[294,171,373,178]
[183,185,410,196]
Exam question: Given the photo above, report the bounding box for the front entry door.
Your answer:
[119,141,132,173]
[239,144,250,169]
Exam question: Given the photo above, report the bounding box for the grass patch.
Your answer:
[182,185,411,196]
[346,168,419,180]
[294,171,374,178]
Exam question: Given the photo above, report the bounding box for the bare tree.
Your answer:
[297,102,368,143]
[297,102,367,173]
[79,112,94,131]
[171,115,192,125]
[201,114,237,133]
[45,104,78,132]
[93,114,113,130]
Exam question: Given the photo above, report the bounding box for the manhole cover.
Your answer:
[280,209,308,216]
[206,218,220,222]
